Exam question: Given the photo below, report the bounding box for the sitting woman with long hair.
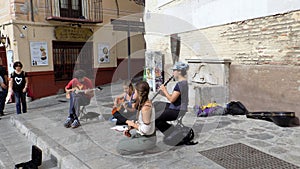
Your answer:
[115,81,156,155]
[112,80,137,125]
[154,61,189,135]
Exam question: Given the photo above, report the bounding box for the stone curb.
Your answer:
[10,116,91,169]
[0,143,15,169]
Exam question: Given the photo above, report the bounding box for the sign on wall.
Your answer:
[55,27,93,42]
[6,50,14,76]
[30,41,48,66]
[145,51,164,92]
[98,43,110,64]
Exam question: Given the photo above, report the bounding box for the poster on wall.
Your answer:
[144,67,155,91]
[98,43,110,64]
[145,51,164,92]
[6,50,14,76]
[30,41,48,66]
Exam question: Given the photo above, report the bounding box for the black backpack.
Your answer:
[163,125,198,146]
[225,101,248,115]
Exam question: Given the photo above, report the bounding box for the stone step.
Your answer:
[0,118,58,169]
[10,113,89,169]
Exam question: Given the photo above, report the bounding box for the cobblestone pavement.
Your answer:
[1,82,300,169]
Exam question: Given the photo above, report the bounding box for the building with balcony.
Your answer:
[0,0,145,99]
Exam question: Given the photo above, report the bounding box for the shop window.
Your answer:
[53,42,93,81]
[60,0,82,18]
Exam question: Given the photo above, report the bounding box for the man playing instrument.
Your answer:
[64,70,94,128]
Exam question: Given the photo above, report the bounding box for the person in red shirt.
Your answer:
[64,70,94,128]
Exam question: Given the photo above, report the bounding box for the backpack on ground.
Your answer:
[163,125,198,146]
[225,101,248,115]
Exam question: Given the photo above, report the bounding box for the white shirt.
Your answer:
[136,107,155,136]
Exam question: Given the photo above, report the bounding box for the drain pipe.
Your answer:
[30,0,34,22]
[115,0,120,17]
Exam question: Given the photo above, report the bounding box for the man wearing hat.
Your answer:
[154,61,189,135]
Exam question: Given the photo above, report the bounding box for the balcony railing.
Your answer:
[46,0,103,23]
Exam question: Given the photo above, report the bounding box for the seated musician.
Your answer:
[115,81,156,155]
[154,62,189,135]
[112,80,137,125]
[64,70,94,128]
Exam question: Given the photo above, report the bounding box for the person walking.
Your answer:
[7,61,28,114]
[0,76,7,117]
[0,58,8,116]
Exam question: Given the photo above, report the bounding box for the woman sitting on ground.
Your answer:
[114,81,156,155]
[112,80,137,125]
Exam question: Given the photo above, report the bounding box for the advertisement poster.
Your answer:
[30,42,48,66]
[98,43,110,64]
[6,50,14,76]
[145,51,164,92]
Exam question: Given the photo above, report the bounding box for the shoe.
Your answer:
[0,112,4,116]
[109,117,117,122]
[71,119,81,128]
[64,117,73,128]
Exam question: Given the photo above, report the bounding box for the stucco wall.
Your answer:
[8,0,143,24]
[12,24,55,72]
[147,0,300,30]
[1,0,145,72]
[0,1,11,24]
[230,65,300,117]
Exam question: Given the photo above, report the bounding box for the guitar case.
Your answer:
[246,111,297,127]
[15,145,42,169]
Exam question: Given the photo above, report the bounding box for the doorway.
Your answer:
[52,41,93,81]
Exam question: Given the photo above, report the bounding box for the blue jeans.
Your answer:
[68,92,90,119]
[0,89,7,113]
[14,91,27,114]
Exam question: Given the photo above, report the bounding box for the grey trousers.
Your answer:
[117,132,156,155]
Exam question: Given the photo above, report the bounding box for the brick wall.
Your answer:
[179,10,300,66]
[174,10,300,119]
[220,11,300,66]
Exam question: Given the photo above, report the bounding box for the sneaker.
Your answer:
[64,117,73,128]
[71,119,81,128]
[109,116,117,122]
